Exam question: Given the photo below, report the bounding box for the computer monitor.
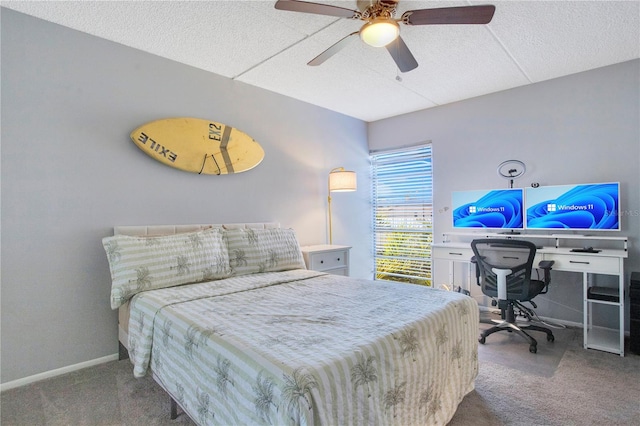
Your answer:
[525,182,620,231]
[452,188,524,230]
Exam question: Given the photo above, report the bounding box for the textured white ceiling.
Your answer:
[3,0,639,122]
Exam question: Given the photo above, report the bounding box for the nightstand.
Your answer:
[300,245,351,276]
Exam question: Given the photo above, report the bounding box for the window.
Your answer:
[371,144,433,286]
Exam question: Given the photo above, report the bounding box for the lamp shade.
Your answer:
[329,170,357,192]
[360,19,400,47]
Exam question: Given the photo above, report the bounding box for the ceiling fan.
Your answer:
[274,0,496,73]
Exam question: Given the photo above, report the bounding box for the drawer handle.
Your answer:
[337,258,341,261]
[570,260,590,265]
[449,252,463,256]
[320,260,324,264]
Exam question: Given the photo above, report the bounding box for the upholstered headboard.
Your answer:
[114,222,280,236]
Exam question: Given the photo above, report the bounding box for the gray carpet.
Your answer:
[1,360,194,425]
[449,320,640,425]
[3,323,639,425]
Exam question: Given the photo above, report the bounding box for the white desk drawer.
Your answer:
[433,247,544,267]
[544,254,620,274]
[432,246,473,262]
[310,250,348,271]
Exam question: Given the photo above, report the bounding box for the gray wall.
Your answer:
[2,6,638,386]
[370,59,640,330]
[1,9,372,384]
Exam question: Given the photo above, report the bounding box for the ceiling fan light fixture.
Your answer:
[360,19,400,47]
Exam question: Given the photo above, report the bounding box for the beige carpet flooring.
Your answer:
[2,321,639,425]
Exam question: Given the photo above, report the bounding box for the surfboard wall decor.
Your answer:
[130,117,265,175]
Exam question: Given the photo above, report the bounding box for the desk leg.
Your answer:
[619,264,625,356]
[583,272,589,350]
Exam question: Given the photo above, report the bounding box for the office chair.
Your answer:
[471,239,555,353]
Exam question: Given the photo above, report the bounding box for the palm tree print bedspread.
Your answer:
[127,269,478,425]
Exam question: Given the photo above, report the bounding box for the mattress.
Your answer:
[127,269,478,425]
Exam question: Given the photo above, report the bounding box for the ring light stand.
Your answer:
[497,160,526,188]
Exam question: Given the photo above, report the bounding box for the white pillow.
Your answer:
[224,228,306,276]
[103,228,230,309]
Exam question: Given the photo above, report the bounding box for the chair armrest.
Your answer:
[538,260,554,270]
[470,256,481,285]
[537,260,554,292]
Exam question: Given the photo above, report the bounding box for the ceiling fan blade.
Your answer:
[403,5,496,25]
[308,32,359,66]
[385,36,418,73]
[275,0,359,19]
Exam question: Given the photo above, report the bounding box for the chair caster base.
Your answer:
[478,321,554,353]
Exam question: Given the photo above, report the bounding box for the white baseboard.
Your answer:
[0,353,119,392]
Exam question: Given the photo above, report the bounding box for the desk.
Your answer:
[433,234,628,356]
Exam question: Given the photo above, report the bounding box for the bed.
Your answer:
[104,223,478,425]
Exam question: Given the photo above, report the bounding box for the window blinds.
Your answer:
[371,145,433,286]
